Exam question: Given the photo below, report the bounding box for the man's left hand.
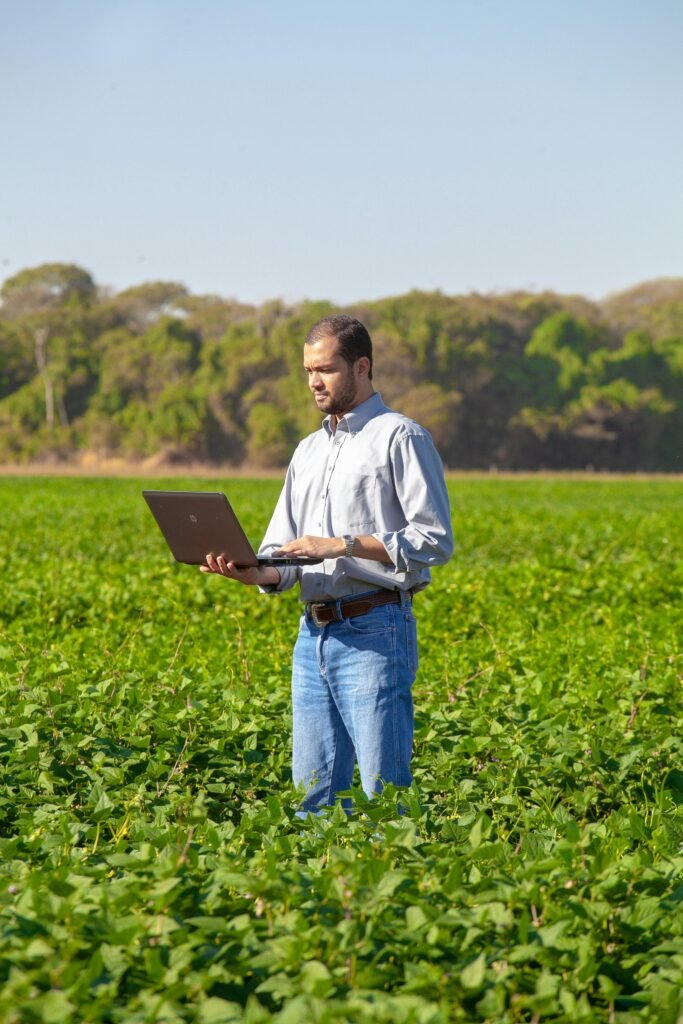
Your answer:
[275,535,345,559]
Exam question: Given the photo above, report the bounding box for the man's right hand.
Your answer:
[200,553,280,587]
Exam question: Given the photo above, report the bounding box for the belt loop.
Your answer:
[334,597,343,622]
[399,589,409,609]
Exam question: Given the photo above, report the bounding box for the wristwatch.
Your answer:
[342,534,355,557]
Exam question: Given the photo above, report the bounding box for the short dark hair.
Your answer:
[306,315,373,380]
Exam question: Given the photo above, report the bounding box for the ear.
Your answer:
[355,356,371,378]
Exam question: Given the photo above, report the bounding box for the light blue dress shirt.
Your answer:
[258,392,454,602]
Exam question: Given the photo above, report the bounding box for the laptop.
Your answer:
[142,490,322,567]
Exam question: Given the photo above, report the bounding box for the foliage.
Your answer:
[0,263,96,316]
[0,476,681,1021]
[0,265,682,469]
[246,405,299,468]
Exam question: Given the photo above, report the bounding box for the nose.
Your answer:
[309,372,323,391]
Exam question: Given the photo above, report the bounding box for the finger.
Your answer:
[205,552,219,573]
[216,554,231,576]
[277,544,301,556]
[276,538,300,552]
[227,561,250,579]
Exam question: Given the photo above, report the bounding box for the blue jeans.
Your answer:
[291,594,418,812]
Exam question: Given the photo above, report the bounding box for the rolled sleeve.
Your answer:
[373,433,454,573]
[258,565,298,594]
[257,463,301,594]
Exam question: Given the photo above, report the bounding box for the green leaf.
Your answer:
[468,813,492,850]
[460,952,486,990]
[38,991,76,1023]
[198,998,244,1023]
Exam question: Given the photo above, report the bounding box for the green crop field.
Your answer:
[0,476,681,1023]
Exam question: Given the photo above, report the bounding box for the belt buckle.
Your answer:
[309,603,328,628]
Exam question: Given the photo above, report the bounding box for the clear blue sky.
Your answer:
[2,0,682,304]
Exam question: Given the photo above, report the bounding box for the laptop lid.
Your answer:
[142,491,322,567]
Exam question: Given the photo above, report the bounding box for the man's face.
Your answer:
[303,335,361,417]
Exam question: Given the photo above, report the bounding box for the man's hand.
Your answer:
[274,535,392,563]
[200,553,280,587]
[275,536,345,559]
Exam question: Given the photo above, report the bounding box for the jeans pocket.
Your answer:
[345,616,395,636]
[344,604,395,636]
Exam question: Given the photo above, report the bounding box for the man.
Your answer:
[202,315,453,812]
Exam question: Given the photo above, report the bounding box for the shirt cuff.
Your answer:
[258,565,299,594]
[372,532,409,572]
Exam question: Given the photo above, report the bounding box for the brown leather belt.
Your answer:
[305,589,411,628]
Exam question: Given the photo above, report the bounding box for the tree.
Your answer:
[0,322,34,399]
[600,277,683,334]
[0,263,96,432]
[0,263,95,316]
[246,404,298,467]
[394,383,462,460]
[102,281,189,332]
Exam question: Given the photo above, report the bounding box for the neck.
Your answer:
[336,388,375,423]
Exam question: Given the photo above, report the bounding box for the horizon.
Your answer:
[4,261,682,310]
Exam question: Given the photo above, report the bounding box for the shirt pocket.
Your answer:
[333,474,377,534]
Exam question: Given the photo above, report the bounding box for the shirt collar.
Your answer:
[323,392,388,437]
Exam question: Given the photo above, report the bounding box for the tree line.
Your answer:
[0,263,681,471]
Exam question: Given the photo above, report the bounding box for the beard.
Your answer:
[313,375,359,417]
